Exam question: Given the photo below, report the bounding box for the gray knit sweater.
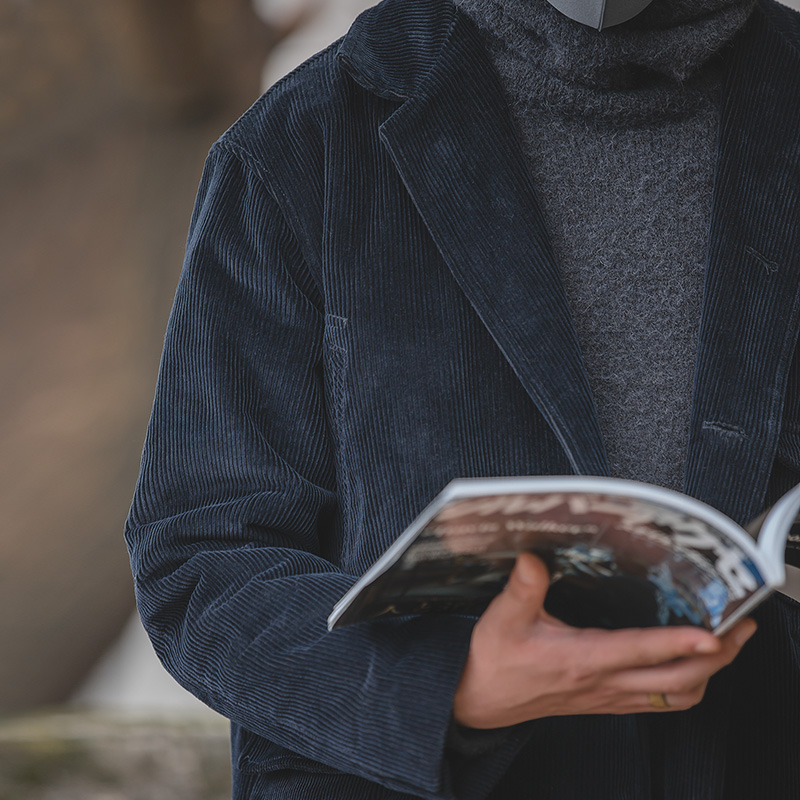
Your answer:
[453,0,755,491]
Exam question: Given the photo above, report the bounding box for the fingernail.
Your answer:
[735,621,757,647]
[694,638,719,654]
[515,556,535,584]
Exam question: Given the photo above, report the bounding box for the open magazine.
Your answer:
[328,476,800,635]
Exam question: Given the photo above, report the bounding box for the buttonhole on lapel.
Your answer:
[702,421,747,439]
[745,246,779,275]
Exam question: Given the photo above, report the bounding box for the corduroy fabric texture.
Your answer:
[126,0,800,797]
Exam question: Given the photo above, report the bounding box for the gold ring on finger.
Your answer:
[647,692,670,709]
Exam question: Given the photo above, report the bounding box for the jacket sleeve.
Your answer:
[125,144,526,799]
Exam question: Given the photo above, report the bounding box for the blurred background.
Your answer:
[3,1,800,798]
[0,1,371,797]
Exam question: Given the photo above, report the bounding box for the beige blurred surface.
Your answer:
[0,0,276,715]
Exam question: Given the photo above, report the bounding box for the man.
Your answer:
[126,0,800,796]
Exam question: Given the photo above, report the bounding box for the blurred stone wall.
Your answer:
[0,0,275,715]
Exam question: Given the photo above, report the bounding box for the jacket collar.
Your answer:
[338,0,459,102]
[339,0,800,522]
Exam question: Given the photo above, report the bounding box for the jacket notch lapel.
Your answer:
[369,12,609,476]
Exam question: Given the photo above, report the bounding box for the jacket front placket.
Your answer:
[683,5,800,528]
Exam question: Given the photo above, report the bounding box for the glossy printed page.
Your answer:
[330,479,769,631]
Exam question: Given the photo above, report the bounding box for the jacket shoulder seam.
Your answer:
[205,141,325,309]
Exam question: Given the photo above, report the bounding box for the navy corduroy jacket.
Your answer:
[126,0,800,797]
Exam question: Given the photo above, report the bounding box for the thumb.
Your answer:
[486,552,551,635]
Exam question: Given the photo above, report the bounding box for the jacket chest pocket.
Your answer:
[322,314,349,433]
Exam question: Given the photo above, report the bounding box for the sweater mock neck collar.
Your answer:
[453,0,756,118]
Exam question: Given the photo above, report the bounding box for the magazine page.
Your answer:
[748,480,800,575]
[329,477,772,632]
[759,482,800,603]
[782,565,800,603]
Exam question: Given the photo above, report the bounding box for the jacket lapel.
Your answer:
[343,6,610,476]
[684,4,800,525]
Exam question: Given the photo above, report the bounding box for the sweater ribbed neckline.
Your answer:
[454,0,756,120]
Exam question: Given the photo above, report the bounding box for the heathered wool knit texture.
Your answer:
[454,0,755,491]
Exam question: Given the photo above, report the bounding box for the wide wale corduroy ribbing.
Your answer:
[125,0,800,797]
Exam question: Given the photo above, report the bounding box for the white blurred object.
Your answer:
[256,0,375,89]
[72,613,222,718]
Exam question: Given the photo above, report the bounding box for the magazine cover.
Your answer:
[328,477,798,633]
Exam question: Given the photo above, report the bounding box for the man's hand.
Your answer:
[453,552,757,729]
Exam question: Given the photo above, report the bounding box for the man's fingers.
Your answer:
[612,619,757,693]
[486,553,551,635]
[578,622,726,673]
[637,681,709,713]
